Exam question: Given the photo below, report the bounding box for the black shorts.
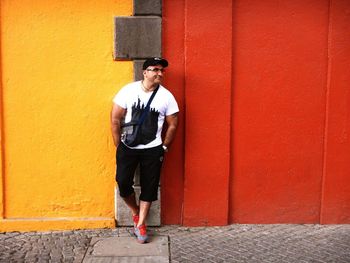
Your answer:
[116,143,164,202]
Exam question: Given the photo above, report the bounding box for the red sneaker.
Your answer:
[132,214,139,232]
[134,224,148,244]
[132,214,139,227]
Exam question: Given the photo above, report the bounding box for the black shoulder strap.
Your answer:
[137,85,159,125]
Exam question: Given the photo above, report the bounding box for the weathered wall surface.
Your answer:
[229,0,350,224]
[1,0,349,231]
[0,0,133,231]
[230,0,329,223]
[320,0,350,224]
[162,0,350,225]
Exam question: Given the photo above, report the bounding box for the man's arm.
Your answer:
[163,112,179,148]
[110,104,126,147]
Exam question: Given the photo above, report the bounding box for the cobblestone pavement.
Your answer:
[1,224,350,262]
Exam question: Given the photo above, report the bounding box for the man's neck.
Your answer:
[141,80,158,92]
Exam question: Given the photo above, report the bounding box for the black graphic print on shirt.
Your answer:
[131,97,160,145]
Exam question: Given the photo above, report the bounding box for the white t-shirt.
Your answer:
[113,81,179,149]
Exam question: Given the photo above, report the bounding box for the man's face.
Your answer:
[144,65,165,84]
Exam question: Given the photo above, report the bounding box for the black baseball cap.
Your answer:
[142,57,169,70]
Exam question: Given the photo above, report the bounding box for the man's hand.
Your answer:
[163,112,179,149]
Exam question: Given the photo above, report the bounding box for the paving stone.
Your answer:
[1,225,350,262]
[83,236,169,263]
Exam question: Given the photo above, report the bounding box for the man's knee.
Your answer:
[117,179,134,198]
[119,188,134,198]
[121,191,136,200]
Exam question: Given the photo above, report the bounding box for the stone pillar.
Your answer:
[114,0,162,226]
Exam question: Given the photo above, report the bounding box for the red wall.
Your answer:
[230,0,329,223]
[162,0,350,225]
[320,0,350,224]
[182,0,232,226]
[161,0,185,224]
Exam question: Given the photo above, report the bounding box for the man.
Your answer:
[111,57,179,243]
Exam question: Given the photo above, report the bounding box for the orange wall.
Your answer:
[1,0,133,231]
[0,1,4,220]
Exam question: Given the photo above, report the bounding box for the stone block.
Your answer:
[114,16,162,60]
[115,186,161,226]
[83,236,169,263]
[134,60,145,81]
[133,0,162,16]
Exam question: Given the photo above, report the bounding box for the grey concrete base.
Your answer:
[83,236,169,263]
[115,186,161,226]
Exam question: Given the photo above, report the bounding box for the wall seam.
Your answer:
[179,0,187,225]
[320,0,333,224]
[0,1,6,219]
[226,0,233,225]
[228,1,235,224]
[181,0,188,226]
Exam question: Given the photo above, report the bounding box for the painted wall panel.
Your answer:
[161,0,185,224]
[321,0,350,224]
[0,2,3,219]
[183,0,232,226]
[1,0,132,227]
[230,0,329,223]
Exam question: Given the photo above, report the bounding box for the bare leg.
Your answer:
[122,193,139,216]
[137,201,151,227]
